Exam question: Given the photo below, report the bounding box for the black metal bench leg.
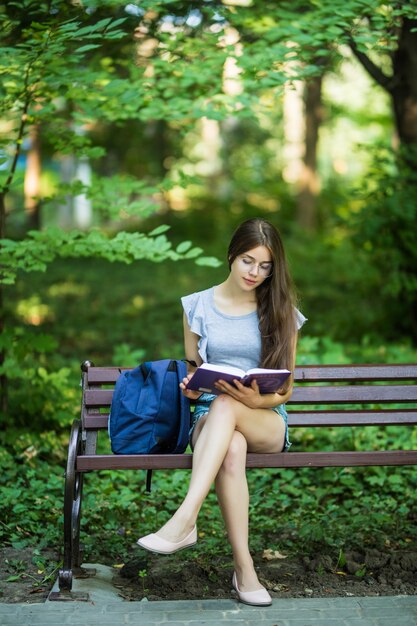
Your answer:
[49,419,90,601]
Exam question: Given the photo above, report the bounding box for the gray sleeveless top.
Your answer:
[181,287,307,371]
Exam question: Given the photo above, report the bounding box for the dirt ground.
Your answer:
[1,543,417,603]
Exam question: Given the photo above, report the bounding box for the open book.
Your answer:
[186,363,291,395]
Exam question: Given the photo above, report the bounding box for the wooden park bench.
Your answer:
[50,361,417,601]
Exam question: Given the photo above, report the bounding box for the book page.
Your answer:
[246,367,290,375]
[199,363,245,377]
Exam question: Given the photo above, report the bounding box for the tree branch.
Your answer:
[348,36,394,94]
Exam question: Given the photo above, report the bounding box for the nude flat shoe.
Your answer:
[137,526,197,555]
[232,571,272,607]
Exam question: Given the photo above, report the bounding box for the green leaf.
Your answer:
[195,256,223,267]
[176,241,192,254]
[184,247,203,259]
[74,44,101,54]
[148,225,170,236]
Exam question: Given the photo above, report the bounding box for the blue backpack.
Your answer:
[109,359,191,455]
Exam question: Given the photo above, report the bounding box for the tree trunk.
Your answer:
[24,124,42,230]
[349,17,417,344]
[297,74,323,230]
[350,17,417,152]
[283,80,304,187]
[73,156,93,229]
[391,18,417,147]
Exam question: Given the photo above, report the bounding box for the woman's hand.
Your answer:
[214,378,287,409]
[214,378,263,409]
[180,373,203,401]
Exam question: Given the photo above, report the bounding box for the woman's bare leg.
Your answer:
[153,395,285,543]
[215,431,264,591]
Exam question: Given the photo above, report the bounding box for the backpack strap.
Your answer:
[140,360,178,379]
[183,359,198,368]
[174,360,191,452]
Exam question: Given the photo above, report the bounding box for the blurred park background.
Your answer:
[1,0,416,592]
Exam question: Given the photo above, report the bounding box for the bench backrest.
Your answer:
[81,363,417,433]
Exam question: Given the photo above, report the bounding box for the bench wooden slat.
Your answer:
[290,384,417,404]
[287,409,417,426]
[82,409,417,430]
[86,364,417,385]
[294,364,417,381]
[83,384,417,408]
[76,449,417,472]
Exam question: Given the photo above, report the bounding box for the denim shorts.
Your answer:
[190,392,291,452]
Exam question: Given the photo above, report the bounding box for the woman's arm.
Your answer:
[183,312,203,371]
[181,312,204,400]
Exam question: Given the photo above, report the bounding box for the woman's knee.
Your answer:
[210,394,241,424]
[213,394,242,411]
[219,431,247,475]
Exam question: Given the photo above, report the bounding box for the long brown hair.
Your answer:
[228,218,298,378]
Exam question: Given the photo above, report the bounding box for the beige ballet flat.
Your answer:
[232,571,272,606]
[137,525,197,555]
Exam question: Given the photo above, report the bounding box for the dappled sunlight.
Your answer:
[48,281,90,298]
[166,185,190,211]
[245,192,279,212]
[131,295,146,310]
[16,296,54,326]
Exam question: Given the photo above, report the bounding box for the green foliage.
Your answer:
[248,464,417,554]
[123,0,417,108]
[112,344,146,368]
[0,434,66,550]
[351,146,417,339]
[0,225,219,285]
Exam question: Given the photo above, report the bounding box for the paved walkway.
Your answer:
[1,595,416,626]
[1,563,416,625]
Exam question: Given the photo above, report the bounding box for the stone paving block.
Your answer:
[393,596,417,605]
[275,597,361,610]
[105,602,143,613]
[0,606,21,619]
[139,610,245,622]
[344,617,378,626]
[358,595,417,609]
[0,618,23,626]
[110,618,153,626]
[16,610,77,625]
[370,617,417,626]
[67,612,130,624]
[251,612,347,625]
[366,619,417,624]
[262,608,360,621]
[139,599,240,612]
[359,606,416,619]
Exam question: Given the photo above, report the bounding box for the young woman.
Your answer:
[138,218,306,606]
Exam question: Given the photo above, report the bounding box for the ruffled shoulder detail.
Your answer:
[295,307,307,330]
[181,288,211,363]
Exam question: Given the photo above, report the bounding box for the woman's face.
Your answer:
[230,245,273,290]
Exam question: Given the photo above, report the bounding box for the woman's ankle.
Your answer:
[233,560,262,590]
[158,512,196,541]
